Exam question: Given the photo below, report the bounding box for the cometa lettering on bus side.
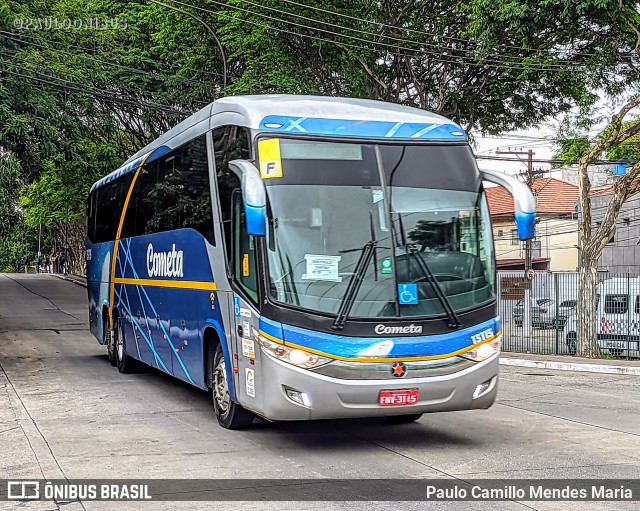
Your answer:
[147,243,184,278]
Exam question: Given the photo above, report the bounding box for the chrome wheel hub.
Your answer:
[213,358,230,413]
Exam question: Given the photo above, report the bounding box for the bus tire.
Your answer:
[212,344,254,430]
[386,414,423,424]
[115,316,136,374]
[103,316,116,367]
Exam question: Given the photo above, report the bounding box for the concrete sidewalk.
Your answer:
[500,352,640,375]
[56,273,87,287]
[53,273,640,376]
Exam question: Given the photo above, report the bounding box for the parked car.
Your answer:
[562,287,640,359]
[553,300,577,329]
[512,298,555,328]
[513,298,577,329]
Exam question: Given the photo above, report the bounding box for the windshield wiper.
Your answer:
[332,212,378,330]
[397,215,461,329]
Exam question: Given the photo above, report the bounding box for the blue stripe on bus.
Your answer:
[268,317,500,359]
[114,287,169,373]
[259,316,284,340]
[259,116,467,141]
[117,239,195,384]
[117,242,155,365]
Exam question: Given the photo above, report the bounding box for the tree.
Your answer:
[576,98,640,357]
[217,0,594,134]
[471,0,640,357]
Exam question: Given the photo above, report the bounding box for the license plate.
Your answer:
[606,341,626,349]
[378,389,419,406]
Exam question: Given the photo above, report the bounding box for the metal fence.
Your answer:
[497,271,640,359]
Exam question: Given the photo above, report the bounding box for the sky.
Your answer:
[474,129,558,178]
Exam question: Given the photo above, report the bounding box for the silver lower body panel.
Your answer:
[249,354,499,421]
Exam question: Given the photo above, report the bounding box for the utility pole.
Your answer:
[496,148,535,336]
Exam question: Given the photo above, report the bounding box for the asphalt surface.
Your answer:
[1,273,639,511]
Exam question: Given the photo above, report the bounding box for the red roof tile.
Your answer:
[589,185,614,196]
[486,177,579,215]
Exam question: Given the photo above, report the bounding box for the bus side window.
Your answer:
[87,191,97,242]
[212,126,251,269]
[135,161,159,236]
[155,152,182,232]
[232,190,258,302]
[180,135,215,244]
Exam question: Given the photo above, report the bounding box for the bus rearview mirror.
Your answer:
[229,160,267,236]
[479,167,536,241]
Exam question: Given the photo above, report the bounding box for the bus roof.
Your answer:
[92,95,467,191]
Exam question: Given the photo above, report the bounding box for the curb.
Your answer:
[500,357,640,376]
[55,274,87,288]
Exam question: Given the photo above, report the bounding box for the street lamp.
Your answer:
[149,0,227,89]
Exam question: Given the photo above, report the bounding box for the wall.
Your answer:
[547,164,616,188]
[590,193,640,273]
[492,215,578,271]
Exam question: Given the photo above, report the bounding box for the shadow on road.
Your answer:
[87,350,483,450]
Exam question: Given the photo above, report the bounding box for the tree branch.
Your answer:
[580,93,640,167]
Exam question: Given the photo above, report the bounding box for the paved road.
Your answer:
[1,274,639,511]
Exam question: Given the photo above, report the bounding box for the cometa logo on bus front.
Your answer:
[374,324,423,335]
[147,243,184,278]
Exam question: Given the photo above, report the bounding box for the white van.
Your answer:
[563,277,640,358]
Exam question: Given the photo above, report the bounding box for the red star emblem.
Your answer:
[391,362,406,377]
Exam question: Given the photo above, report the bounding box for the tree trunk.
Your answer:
[576,262,600,358]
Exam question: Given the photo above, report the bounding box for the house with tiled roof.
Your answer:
[486,177,580,271]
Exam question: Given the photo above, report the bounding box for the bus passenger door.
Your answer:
[230,192,264,415]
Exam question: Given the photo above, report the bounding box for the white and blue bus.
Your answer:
[86,95,536,429]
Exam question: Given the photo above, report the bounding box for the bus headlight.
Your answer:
[257,336,332,369]
[463,335,501,362]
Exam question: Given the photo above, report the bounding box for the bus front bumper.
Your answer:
[251,354,499,421]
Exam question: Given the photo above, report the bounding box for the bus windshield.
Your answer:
[263,138,495,319]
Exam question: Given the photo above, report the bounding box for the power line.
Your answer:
[477,154,633,165]
[0,29,225,80]
[0,48,209,110]
[177,0,600,73]
[0,31,218,89]
[228,0,585,69]
[274,0,631,61]
[0,68,191,116]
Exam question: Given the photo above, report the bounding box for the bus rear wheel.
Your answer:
[212,344,254,430]
[114,317,136,374]
[386,414,423,424]
[103,317,116,367]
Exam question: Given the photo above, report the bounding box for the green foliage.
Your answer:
[2,0,640,274]
[554,137,592,165]
[605,121,640,161]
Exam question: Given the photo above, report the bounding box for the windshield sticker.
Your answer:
[242,253,250,277]
[242,338,255,359]
[398,283,419,305]
[258,138,283,179]
[302,254,342,282]
[245,368,255,398]
[381,258,393,275]
[372,189,384,203]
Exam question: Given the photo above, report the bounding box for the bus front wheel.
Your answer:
[212,344,254,430]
